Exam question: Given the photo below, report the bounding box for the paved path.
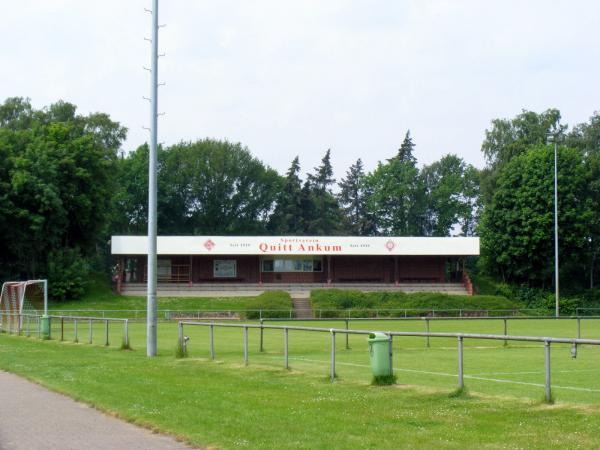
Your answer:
[0,371,194,450]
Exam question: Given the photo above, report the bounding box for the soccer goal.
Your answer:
[0,280,47,333]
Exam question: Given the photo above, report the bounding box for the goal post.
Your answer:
[0,280,48,334]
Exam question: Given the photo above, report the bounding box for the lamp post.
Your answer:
[548,134,559,318]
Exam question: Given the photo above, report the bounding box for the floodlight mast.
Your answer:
[548,133,560,318]
[553,137,559,318]
[147,0,159,357]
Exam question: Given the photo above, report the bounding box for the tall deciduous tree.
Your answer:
[115,139,281,235]
[0,97,126,297]
[421,154,480,236]
[480,109,567,204]
[479,145,591,287]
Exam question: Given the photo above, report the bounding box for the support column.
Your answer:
[117,257,123,295]
[188,255,193,286]
[394,256,399,286]
[327,256,332,285]
[258,256,263,285]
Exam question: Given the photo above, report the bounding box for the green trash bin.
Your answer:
[368,332,392,377]
[41,315,51,339]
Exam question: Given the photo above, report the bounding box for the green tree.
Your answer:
[338,158,376,235]
[365,133,426,235]
[302,149,344,235]
[480,109,566,205]
[421,155,480,236]
[116,139,281,235]
[0,97,126,297]
[479,145,591,287]
[268,156,304,234]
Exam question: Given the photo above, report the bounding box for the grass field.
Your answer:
[1,316,600,448]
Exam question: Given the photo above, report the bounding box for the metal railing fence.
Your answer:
[0,313,129,348]
[261,315,600,347]
[576,307,600,316]
[178,320,600,402]
[44,307,553,320]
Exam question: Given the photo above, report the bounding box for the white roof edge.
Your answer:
[111,235,480,256]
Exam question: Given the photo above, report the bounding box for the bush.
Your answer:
[46,248,90,301]
[245,291,293,319]
[310,289,520,317]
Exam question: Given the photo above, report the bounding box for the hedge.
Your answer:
[310,289,520,318]
[244,291,293,319]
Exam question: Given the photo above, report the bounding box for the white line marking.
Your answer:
[272,356,600,393]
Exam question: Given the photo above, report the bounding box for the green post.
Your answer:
[41,315,51,340]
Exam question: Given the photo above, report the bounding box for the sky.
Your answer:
[2,0,599,179]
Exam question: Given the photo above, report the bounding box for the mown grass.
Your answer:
[1,318,600,448]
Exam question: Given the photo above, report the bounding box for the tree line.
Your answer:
[1,97,599,298]
[114,133,479,239]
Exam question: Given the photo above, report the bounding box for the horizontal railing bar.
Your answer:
[178,321,600,345]
[47,315,127,322]
[262,316,600,321]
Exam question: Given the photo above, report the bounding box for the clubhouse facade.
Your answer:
[111,235,479,295]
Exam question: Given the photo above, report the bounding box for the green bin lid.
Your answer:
[368,332,390,342]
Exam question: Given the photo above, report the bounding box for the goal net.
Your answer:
[0,280,47,333]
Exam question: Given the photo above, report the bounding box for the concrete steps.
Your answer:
[292,297,313,319]
[119,282,469,297]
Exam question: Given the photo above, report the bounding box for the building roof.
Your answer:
[111,235,480,256]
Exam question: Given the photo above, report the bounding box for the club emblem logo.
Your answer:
[204,239,215,251]
[385,240,395,252]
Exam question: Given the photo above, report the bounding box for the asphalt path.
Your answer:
[0,371,194,450]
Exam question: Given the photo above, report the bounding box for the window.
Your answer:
[262,259,274,272]
[214,260,237,278]
[261,258,323,272]
[157,259,171,280]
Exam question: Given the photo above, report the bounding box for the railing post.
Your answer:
[345,320,349,350]
[209,323,215,360]
[503,318,508,347]
[60,317,64,341]
[37,316,41,339]
[544,340,552,402]
[178,321,184,350]
[260,319,264,352]
[74,319,78,343]
[457,336,464,389]
[284,328,289,369]
[124,319,129,348]
[89,319,93,344]
[243,326,249,365]
[330,329,336,383]
[104,320,109,346]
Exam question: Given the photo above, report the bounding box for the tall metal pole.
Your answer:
[147,0,159,357]
[554,140,559,318]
